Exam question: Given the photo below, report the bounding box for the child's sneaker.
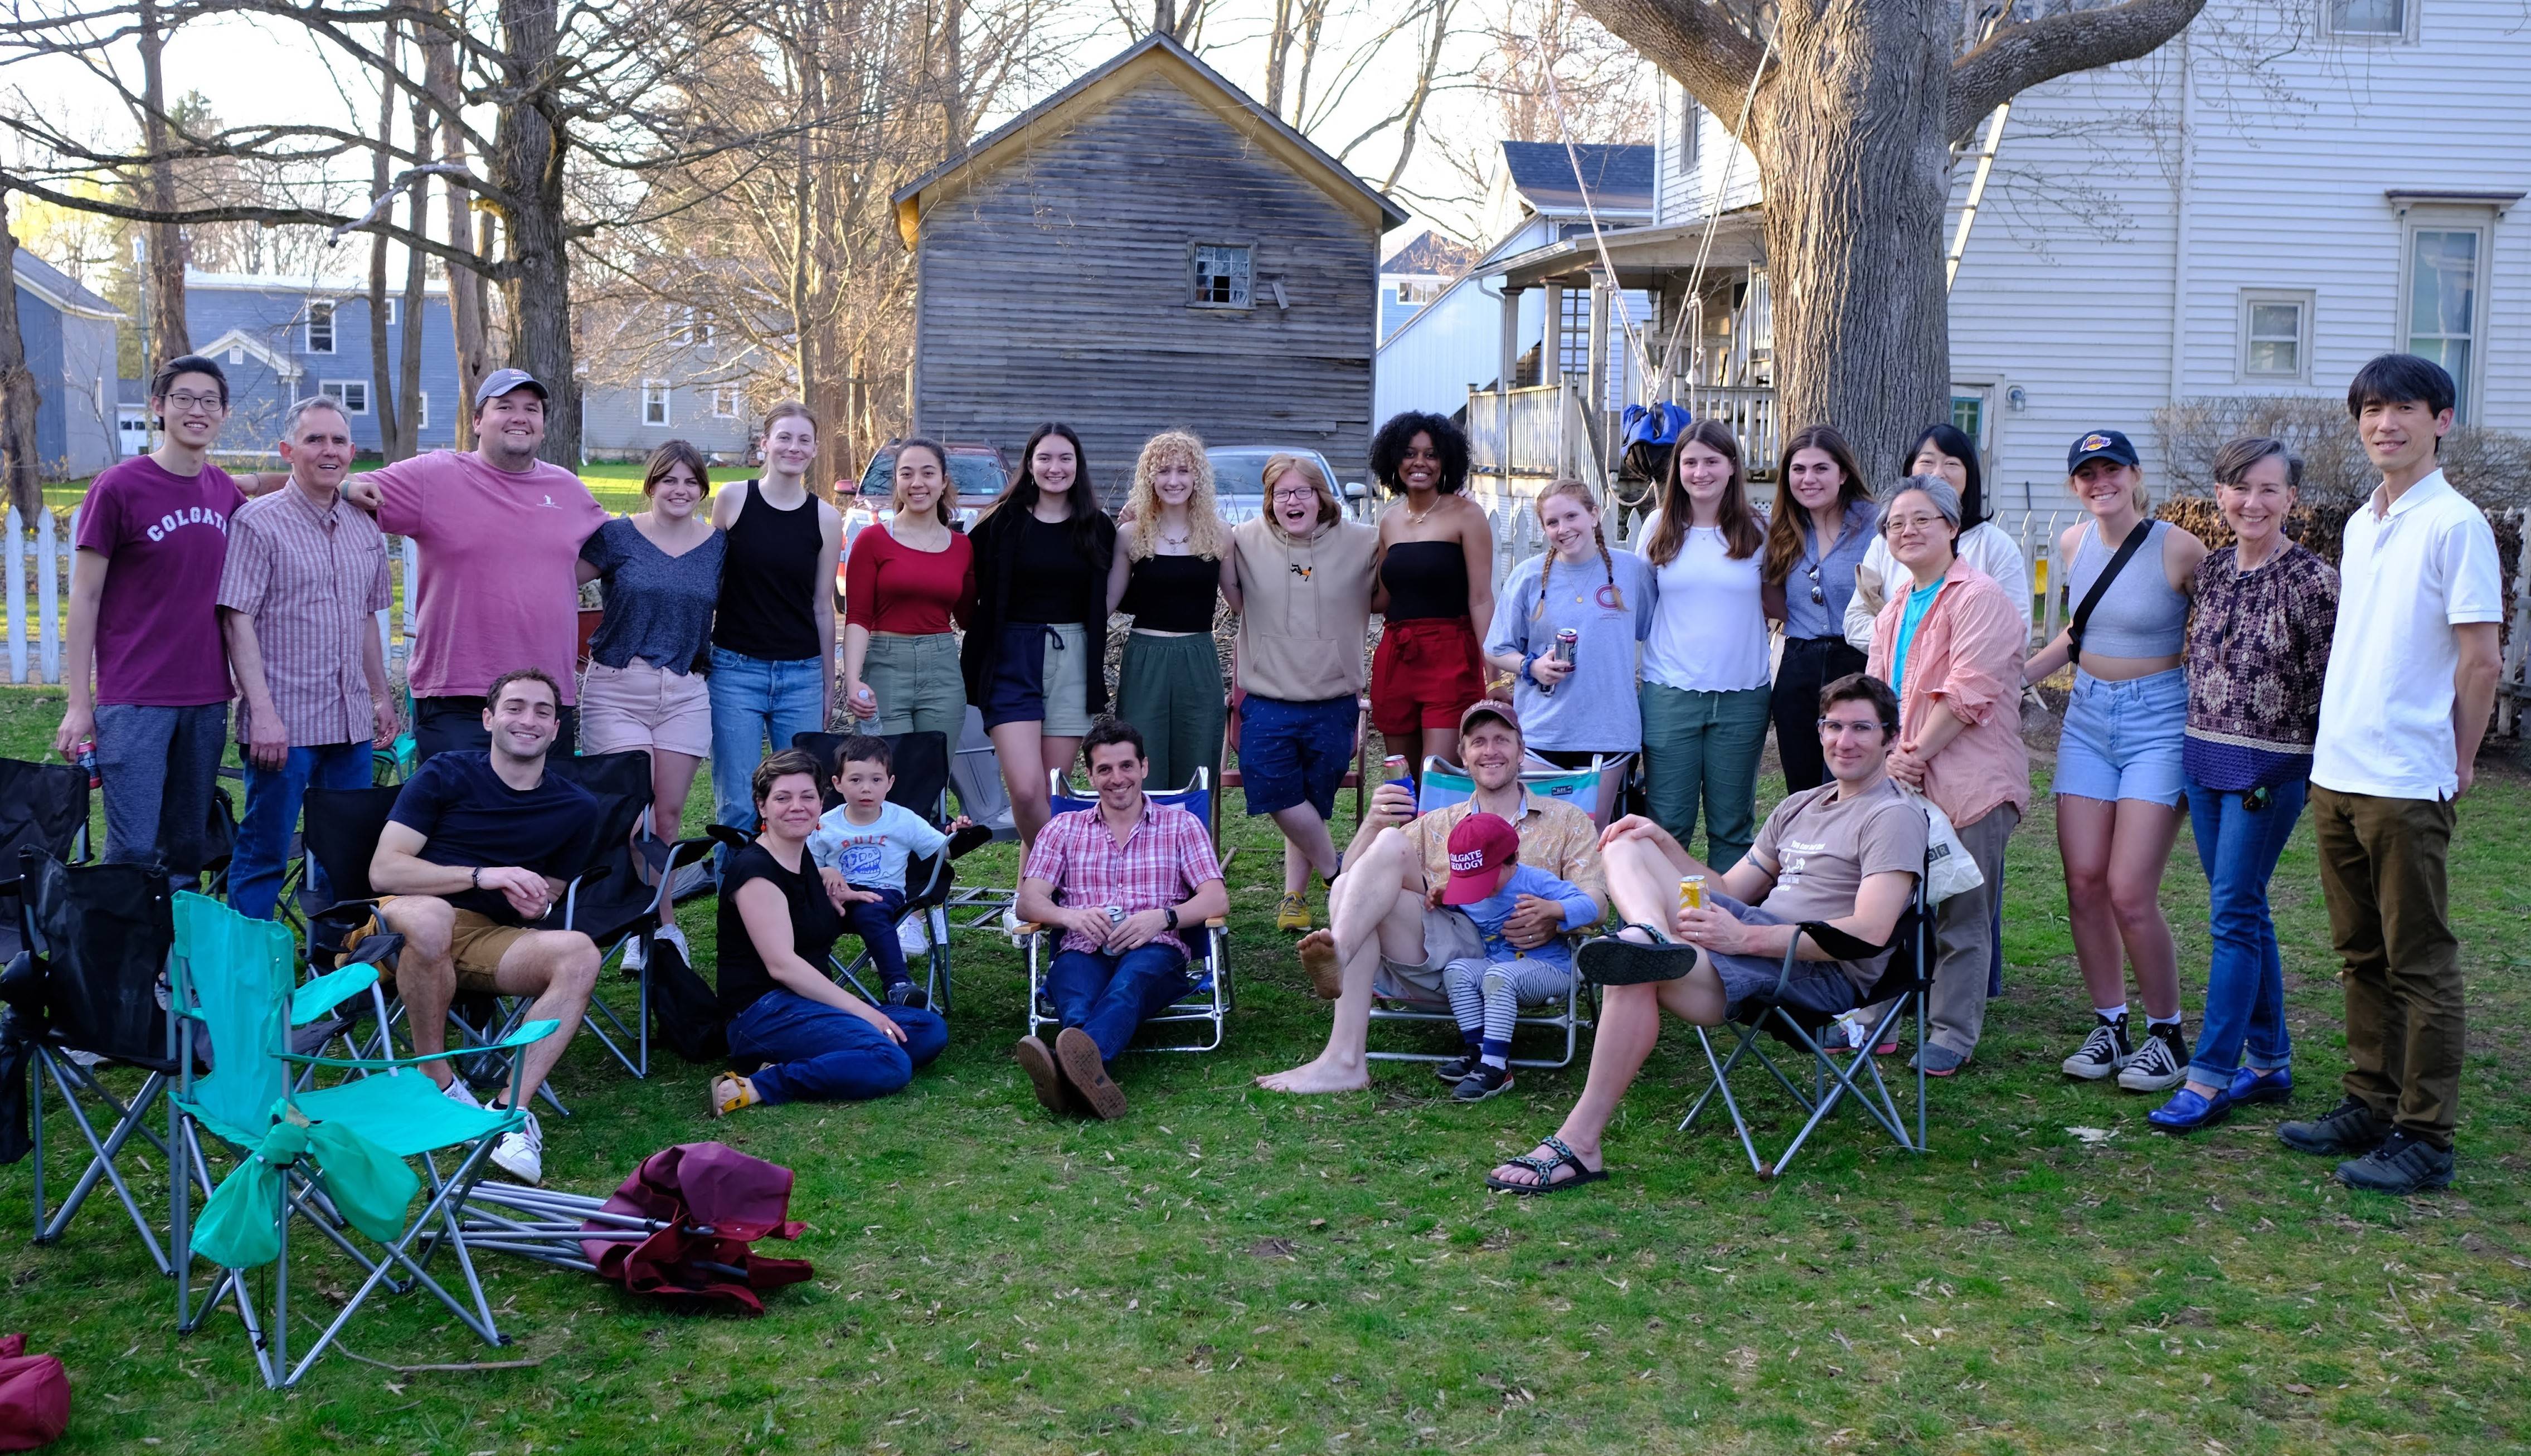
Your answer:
[1452,1064,1515,1102]
[897,917,931,958]
[885,980,930,1010]
[1435,1054,1478,1083]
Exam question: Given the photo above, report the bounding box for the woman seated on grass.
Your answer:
[709,748,948,1117]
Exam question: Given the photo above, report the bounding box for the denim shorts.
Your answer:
[2054,668,2187,807]
[1235,693,1358,819]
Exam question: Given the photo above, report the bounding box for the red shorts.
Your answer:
[1370,617,1486,737]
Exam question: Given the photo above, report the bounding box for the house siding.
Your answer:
[911,72,1383,490]
[184,276,461,458]
[580,374,752,462]
[14,274,119,480]
[1374,216,1556,427]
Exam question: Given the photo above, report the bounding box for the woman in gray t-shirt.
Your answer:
[1484,481,1656,765]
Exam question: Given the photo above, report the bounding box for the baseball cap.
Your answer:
[1459,699,1520,736]
[2066,428,2138,473]
[474,367,550,407]
[1441,812,1519,905]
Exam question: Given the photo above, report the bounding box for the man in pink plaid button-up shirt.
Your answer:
[1013,720,1228,1121]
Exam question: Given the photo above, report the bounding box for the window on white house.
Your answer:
[642,379,672,426]
[320,379,369,414]
[1191,245,1253,308]
[2406,224,2481,420]
[305,301,336,354]
[712,386,740,418]
[2238,290,2314,382]
[2326,0,2408,36]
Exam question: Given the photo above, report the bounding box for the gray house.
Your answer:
[12,252,123,480]
[891,31,1407,493]
[579,300,755,464]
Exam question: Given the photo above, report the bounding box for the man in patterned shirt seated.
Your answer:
[1013,718,1228,1120]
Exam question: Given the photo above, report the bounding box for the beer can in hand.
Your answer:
[1540,628,1579,695]
[1678,875,1706,916]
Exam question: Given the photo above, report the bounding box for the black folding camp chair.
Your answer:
[0,850,179,1272]
[789,730,964,1012]
[538,750,713,1077]
[1677,865,1935,1180]
[0,757,91,964]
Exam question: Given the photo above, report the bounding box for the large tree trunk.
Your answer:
[422,4,487,449]
[1748,2,1952,479]
[493,0,578,466]
[135,0,190,366]
[0,195,45,523]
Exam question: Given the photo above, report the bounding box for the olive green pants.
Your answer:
[1114,631,1226,795]
[861,631,967,743]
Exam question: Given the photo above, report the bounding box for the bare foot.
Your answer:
[1255,1053,1371,1094]
[1296,931,1342,1001]
[1485,1137,1602,1190]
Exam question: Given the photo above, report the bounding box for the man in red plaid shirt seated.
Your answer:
[1013,718,1228,1120]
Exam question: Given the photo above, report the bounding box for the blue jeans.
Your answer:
[1046,944,1191,1061]
[707,647,828,838]
[2186,774,2305,1085]
[726,989,947,1104]
[841,885,911,987]
[230,741,375,919]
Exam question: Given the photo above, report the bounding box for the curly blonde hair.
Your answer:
[1121,429,1230,561]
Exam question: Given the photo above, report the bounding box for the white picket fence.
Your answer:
[2,506,420,685]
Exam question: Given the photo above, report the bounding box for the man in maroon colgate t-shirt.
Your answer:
[56,354,247,871]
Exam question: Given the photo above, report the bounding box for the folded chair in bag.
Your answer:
[0,1332,70,1451]
[168,891,558,1388]
[0,759,90,965]
[0,852,177,1271]
[1676,860,1935,1179]
[1021,771,1232,1053]
[790,729,968,1012]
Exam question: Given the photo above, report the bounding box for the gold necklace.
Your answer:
[1405,498,1439,526]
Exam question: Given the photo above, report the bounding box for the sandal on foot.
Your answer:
[1578,927,1696,986]
[1484,1134,1609,1195]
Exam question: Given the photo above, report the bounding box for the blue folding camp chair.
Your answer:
[168,891,558,1387]
[1019,770,1231,1053]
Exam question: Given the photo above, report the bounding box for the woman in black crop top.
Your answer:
[1366,411,1493,786]
[706,401,843,846]
[1106,431,1242,795]
[710,749,947,1116]
[960,422,1118,855]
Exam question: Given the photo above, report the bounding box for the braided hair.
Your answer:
[1531,479,1621,617]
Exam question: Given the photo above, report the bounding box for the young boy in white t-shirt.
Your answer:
[808,735,981,1008]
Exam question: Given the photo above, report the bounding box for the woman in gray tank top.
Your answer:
[2020,428,2208,1097]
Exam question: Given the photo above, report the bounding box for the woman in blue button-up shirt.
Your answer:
[1760,424,1879,791]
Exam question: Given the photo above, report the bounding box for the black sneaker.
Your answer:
[2334,1131,2454,1195]
[2116,1024,2189,1092]
[885,981,930,1010]
[2059,1014,2132,1080]
[1435,1054,1479,1083]
[2277,1097,2392,1157]
[1452,1063,1515,1102]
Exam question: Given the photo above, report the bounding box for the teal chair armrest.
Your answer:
[290,964,381,1026]
[281,1017,562,1070]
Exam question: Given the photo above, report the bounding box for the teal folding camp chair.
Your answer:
[167,892,558,1388]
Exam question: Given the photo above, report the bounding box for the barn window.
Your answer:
[1191,245,1253,309]
[305,301,336,354]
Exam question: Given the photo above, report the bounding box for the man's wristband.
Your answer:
[470,866,480,890]
[1163,905,1180,931]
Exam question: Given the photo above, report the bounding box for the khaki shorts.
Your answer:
[372,902,522,994]
[1375,905,1484,1006]
[578,657,713,759]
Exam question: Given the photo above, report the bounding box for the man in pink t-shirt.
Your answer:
[347,370,608,762]
[56,354,247,871]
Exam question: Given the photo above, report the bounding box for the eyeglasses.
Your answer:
[161,391,225,415]
[1804,562,1823,605]
[1270,487,1318,503]
[1816,717,1889,738]
[1883,513,1946,538]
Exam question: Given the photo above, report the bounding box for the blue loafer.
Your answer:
[2229,1066,2292,1105]
[2148,1085,2233,1133]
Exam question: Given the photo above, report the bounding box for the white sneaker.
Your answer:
[439,1076,483,1109]
[897,916,930,957]
[487,1108,545,1185]
[1000,905,1024,939]
[620,934,647,971]
[655,922,691,963]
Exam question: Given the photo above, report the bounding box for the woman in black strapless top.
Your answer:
[1107,431,1240,797]
[1367,411,1493,785]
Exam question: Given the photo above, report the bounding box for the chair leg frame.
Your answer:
[28,1051,174,1273]
[1679,992,1930,1179]
[1026,926,1230,1054]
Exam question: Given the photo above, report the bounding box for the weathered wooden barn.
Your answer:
[892,32,1408,496]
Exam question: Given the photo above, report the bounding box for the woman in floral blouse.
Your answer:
[2150,436,2338,1133]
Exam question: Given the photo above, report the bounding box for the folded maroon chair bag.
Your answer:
[0,1334,69,1450]
[580,1142,812,1314]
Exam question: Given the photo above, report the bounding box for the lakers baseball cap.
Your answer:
[2066,428,2139,472]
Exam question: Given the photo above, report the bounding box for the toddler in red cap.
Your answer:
[1436,811,1599,1101]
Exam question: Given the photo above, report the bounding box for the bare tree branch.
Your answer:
[1573,0,1766,134]
[1950,0,2207,139]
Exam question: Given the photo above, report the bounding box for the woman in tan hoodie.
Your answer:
[1231,454,1381,932]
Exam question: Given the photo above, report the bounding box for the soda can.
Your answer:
[1105,905,1126,928]
[1678,875,1705,915]
[1540,627,1579,695]
[75,736,99,790]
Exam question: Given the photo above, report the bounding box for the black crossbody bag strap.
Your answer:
[2067,520,2154,669]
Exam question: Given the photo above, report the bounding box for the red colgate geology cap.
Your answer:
[1441,812,1519,905]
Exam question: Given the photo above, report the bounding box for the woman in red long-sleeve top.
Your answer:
[841,437,976,742]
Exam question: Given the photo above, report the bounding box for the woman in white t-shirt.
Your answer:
[1636,419,1772,870]
[1845,423,2032,652]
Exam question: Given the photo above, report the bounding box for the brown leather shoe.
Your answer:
[1298,931,1343,1001]
[1012,1036,1069,1116]
[1053,1027,1128,1119]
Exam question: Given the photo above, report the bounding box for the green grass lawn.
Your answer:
[2,684,2525,1453]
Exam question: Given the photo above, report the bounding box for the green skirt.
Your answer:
[1114,631,1227,795]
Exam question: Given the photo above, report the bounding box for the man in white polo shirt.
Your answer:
[2280,353,2502,1196]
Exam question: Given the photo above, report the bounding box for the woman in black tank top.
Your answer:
[1107,431,1241,797]
[706,401,843,841]
[1366,411,1493,786]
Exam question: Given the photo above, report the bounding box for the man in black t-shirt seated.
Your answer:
[372,667,602,1185]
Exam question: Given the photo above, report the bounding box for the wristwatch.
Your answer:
[470,866,481,890]
[1162,905,1180,931]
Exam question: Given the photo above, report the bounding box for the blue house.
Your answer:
[12,252,124,480]
[183,269,461,457]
